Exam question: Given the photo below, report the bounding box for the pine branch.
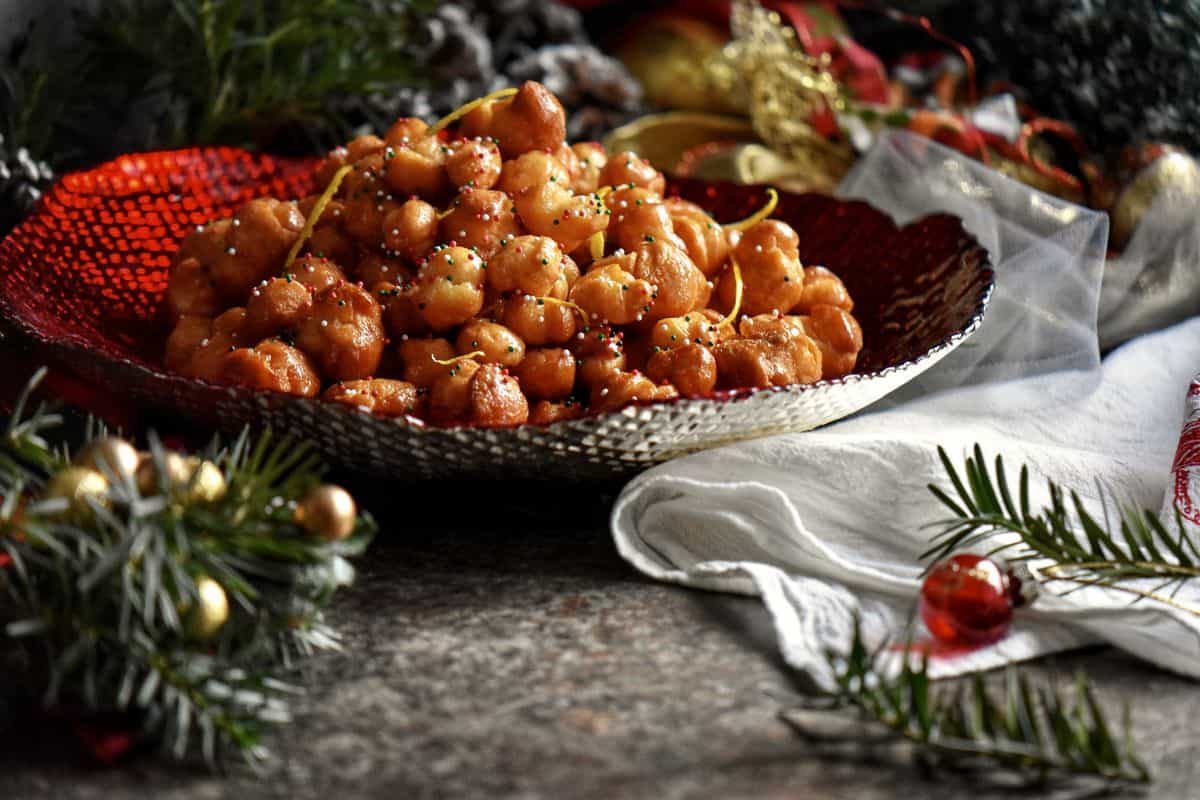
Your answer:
[923,445,1200,597]
[784,622,1150,787]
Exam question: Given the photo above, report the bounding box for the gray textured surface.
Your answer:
[2,481,1200,799]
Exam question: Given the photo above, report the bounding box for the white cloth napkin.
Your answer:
[611,133,1200,689]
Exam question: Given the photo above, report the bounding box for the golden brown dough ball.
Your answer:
[628,240,708,321]
[186,308,248,382]
[382,199,439,263]
[646,343,718,396]
[715,220,806,316]
[400,337,456,388]
[650,309,733,350]
[243,276,313,342]
[164,315,212,372]
[794,304,863,379]
[304,205,357,269]
[295,283,385,381]
[599,151,666,195]
[713,332,822,389]
[569,258,655,325]
[571,326,626,387]
[569,142,607,194]
[176,218,231,267]
[445,138,503,190]
[315,134,385,188]
[437,189,523,259]
[376,283,430,340]
[167,256,222,321]
[289,255,346,293]
[590,370,677,414]
[341,154,401,246]
[606,188,685,254]
[456,320,525,367]
[514,347,575,400]
[498,151,608,253]
[354,252,412,287]
[497,292,577,346]
[487,235,564,297]
[383,117,428,148]
[459,81,566,159]
[412,245,486,331]
[468,363,529,427]
[219,340,321,397]
[427,358,479,424]
[529,399,586,425]
[208,199,305,299]
[323,379,423,417]
[664,198,730,277]
[793,265,853,313]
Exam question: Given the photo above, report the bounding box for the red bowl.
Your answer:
[0,148,992,479]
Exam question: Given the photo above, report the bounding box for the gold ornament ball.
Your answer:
[188,576,229,641]
[44,466,110,517]
[135,451,191,496]
[1111,150,1200,250]
[294,484,358,541]
[184,457,227,503]
[74,436,140,481]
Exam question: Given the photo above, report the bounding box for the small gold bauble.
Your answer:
[74,436,141,481]
[294,484,357,542]
[134,451,191,496]
[188,575,229,641]
[1111,151,1200,250]
[184,457,227,503]
[44,466,110,517]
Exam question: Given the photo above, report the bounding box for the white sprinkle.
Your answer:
[481,213,491,222]
[755,245,763,252]
[320,320,329,328]
[199,338,209,346]
[458,230,467,237]
[391,228,400,236]
[600,387,609,396]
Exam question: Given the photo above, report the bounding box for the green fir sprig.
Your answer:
[784,623,1149,787]
[0,369,375,765]
[924,445,1200,604]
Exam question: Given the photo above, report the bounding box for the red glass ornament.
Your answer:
[920,554,1015,646]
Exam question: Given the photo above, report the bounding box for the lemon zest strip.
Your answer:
[538,296,588,318]
[719,256,744,329]
[724,187,778,233]
[432,350,485,366]
[284,164,354,271]
[588,231,606,261]
[429,88,518,137]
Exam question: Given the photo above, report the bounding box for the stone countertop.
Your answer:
[2,479,1199,800]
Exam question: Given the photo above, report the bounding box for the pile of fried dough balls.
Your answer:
[165,81,863,427]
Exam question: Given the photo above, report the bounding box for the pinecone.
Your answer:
[900,0,1200,154]
[0,133,54,235]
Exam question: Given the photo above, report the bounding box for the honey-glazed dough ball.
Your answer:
[456,320,525,368]
[713,220,806,316]
[498,151,608,253]
[445,138,503,190]
[379,119,449,200]
[382,199,439,263]
[713,332,822,389]
[794,304,863,379]
[209,198,305,299]
[459,80,566,159]
[568,259,655,325]
[185,308,248,382]
[606,188,685,254]
[590,370,677,414]
[664,198,730,277]
[354,252,412,287]
[569,142,606,194]
[514,347,575,401]
[166,256,222,321]
[571,326,626,388]
[646,343,718,396]
[497,292,577,346]
[243,276,313,341]
[412,245,486,331]
[304,203,357,269]
[176,218,231,267]
[376,283,430,340]
[487,235,564,297]
[289,254,346,293]
[427,358,480,424]
[400,337,456,388]
[529,399,586,425]
[219,340,321,397]
[164,315,213,373]
[295,283,385,381]
[598,151,666,195]
[650,309,734,350]
[323,379,423,417]
[341,153,402,246]
[437,189,523,259]
[468,363,529,427]
[628,240,708,321]
[793,265,854,313]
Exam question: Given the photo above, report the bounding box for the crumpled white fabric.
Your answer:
[611,132,1200,690]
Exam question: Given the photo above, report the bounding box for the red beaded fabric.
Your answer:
[0,148,992,479]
